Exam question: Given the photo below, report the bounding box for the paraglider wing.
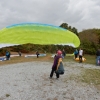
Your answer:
[0,23,80,48]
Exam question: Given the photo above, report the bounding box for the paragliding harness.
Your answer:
[56,62,64,75]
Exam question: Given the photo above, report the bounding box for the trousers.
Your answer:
[96,56,100,66]
[50,67,59,78]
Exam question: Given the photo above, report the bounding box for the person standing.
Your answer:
[79,48,83,63]
[36,51,39,58]
[18,51,21,56]
[6,51,10,60]
[96,49,100,66]
[74,49,78,59]
[50,50,63,79]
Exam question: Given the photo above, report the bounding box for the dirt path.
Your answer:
[0,61,100,100]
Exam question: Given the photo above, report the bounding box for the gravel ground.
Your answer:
[0,61,100,100]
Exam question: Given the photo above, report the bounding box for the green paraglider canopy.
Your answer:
[0,23,80,48]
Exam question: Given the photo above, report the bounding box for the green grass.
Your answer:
[68,69,100,86]
[64,54,100,86]
[67,68,100,86]
[81,69,100,85]
[84,54,96,64]
[63,54,96,65]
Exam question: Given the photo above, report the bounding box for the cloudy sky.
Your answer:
[0,0,100,32]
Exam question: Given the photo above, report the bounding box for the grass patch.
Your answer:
[63,54,96,65]
[0,54,97,66]
[68,68,100,86]
[81,69,100,85]
[0,53,53,66]
[6,94,10,97]
[84,54,96,64]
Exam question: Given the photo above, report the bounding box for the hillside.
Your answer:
[79,29,99,43]
[78,29,100,54]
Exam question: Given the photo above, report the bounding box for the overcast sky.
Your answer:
[0,0,100,32]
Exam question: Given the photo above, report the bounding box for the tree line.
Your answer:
[60,23,100,55]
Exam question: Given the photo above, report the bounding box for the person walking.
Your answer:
[79,48,83,63]
[50,50,63,79]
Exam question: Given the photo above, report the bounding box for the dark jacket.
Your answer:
[96,50,100,56]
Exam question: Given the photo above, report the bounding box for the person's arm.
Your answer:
[56,58,62,70]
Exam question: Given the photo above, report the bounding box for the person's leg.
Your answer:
[56,73,59,78]
[5,56,7,60]
[76,54,78,58]
[79,55,82,62]
[75,54,77,59]
[99,57,100,66]
[81,56,82,62]
[50,68,55,78]
[96,57,99,66]
[37,54,39,58]
[7,56,9,60]
[79,55,81,62]
[96,57,98,65]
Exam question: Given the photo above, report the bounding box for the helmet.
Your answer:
[57,50,62,55]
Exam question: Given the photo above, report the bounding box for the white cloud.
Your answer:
[0,0,100,32]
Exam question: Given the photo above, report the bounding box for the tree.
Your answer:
[59,23,68,29]
[60,23,79,36]
[72,27,78,36]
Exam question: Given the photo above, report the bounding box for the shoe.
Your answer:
[49,77,52,79]
[56,77,59,80]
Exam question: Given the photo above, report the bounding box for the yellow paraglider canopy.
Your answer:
[0,23,80,48]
